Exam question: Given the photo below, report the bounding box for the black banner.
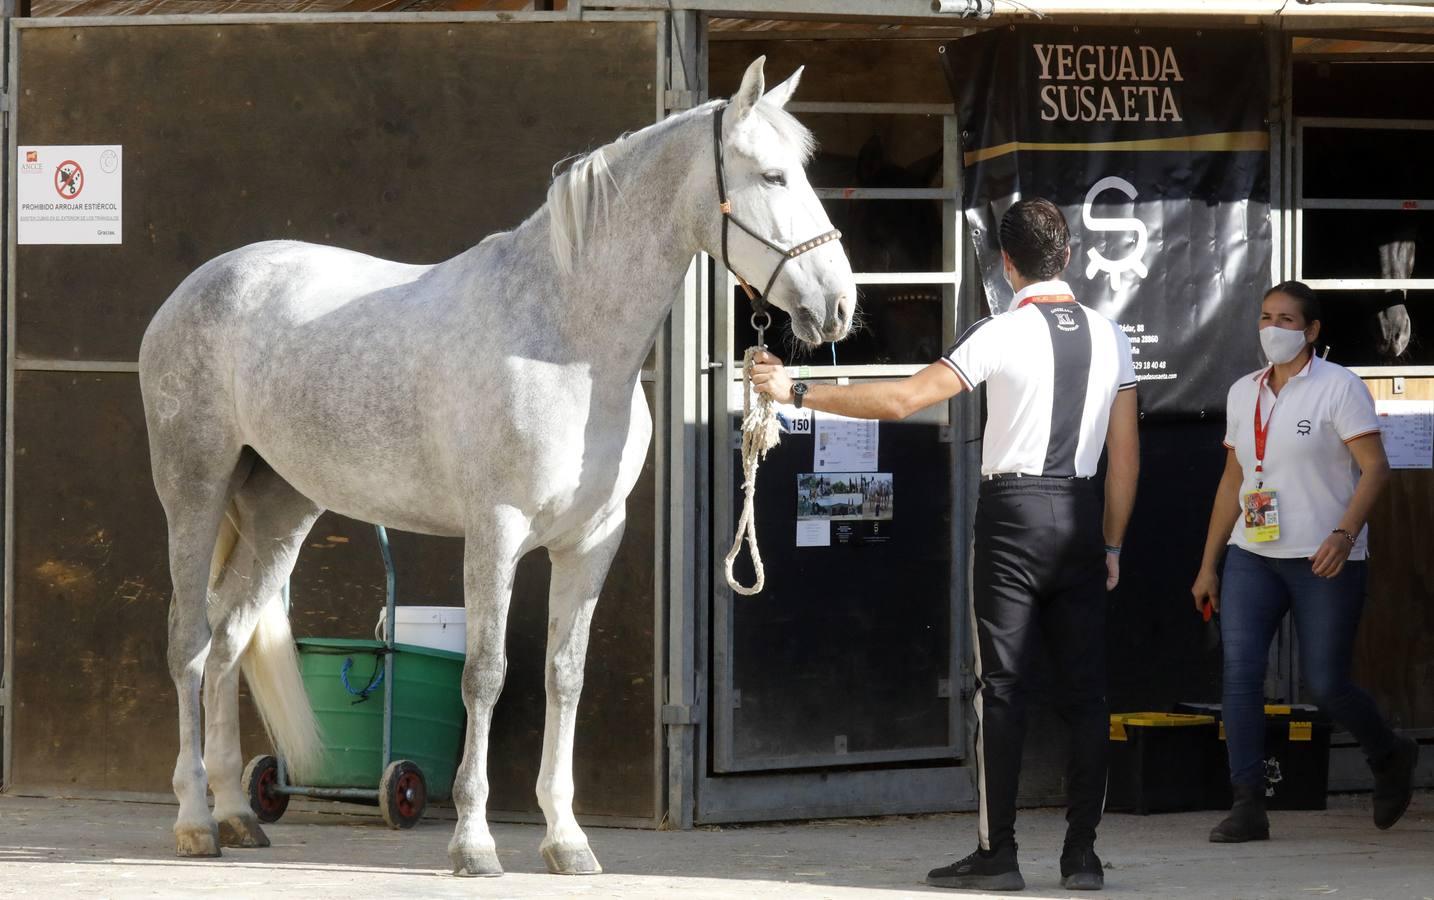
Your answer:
[942,28,1271,418]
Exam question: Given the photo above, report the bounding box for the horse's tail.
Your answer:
[214,501,323,781]
[241,594,323,781]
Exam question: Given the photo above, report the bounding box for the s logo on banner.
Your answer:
[1082,176,1149,292]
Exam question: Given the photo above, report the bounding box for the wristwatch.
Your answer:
[792,381,809,409]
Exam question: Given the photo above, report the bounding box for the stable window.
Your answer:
[1295,118,1434,369]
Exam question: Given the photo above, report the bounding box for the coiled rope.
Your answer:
[724,345,783,596]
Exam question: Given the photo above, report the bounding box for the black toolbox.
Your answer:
[1107,713,1221,814]
[1173,702,1332,811]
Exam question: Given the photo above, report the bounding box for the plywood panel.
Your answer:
[1355,377,1434,731]
[10,372,657,819]
[14,20,656,361]
[11,373,191,789]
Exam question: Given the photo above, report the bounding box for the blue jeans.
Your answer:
[1220,546,1398,787]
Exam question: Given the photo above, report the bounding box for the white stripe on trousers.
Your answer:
[968,546,990,851]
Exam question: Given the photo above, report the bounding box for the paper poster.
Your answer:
[1375,399,1434,469]
[796,519,831,547]
[814,412,878,472]
[17,145,123,244]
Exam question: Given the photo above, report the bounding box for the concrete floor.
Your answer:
[0,793,1430,899]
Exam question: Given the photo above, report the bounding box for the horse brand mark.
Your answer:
[1082,176,1149,292]
[1297,419,1312,436]
[155,371,183,421]
[1053,308,1079,332]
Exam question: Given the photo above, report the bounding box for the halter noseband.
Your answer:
[713,103,842,329]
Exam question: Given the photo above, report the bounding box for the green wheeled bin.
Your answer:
[243,525,467,830]
[297,638,466,799]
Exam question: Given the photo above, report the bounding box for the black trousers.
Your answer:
[971,476,1109,853]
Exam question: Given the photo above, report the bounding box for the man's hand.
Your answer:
[749,350,794,405]
[1105,550,1120,591]
[1191,565,1221,615]
[1310,532,1353,579]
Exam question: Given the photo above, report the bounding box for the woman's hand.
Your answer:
[1310,532,1353,579]
[1191,566,1221,615]
[749,350,794,405]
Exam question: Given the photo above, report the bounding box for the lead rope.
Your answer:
[724,320,781,596]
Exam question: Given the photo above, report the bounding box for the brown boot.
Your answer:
[1209,784,1270,843]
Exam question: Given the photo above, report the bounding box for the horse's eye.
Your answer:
[762,171,787,187]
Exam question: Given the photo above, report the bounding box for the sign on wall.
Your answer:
[942,29,1271,418]
[16,144,123,244]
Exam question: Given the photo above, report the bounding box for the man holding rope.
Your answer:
[751,199,1140,892]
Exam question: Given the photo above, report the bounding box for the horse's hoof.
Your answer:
[542,842,603,876]
[218,815,271,849]
[175,824,222,858]
[450,846,503,877]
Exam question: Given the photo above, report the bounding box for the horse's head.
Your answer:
[711,57,856,346]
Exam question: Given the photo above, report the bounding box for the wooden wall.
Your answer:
[1356,377,1434,732]
[7,19,662,821]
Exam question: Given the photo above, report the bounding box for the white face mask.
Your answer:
[1260,325,1309,365]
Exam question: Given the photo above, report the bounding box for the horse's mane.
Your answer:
[546,100,814,277]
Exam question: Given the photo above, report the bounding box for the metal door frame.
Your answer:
[670,47,982,814]
[711,108,968,774]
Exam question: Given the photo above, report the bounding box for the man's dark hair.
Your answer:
[1263,280,1322,326]
[999,199,1070,281]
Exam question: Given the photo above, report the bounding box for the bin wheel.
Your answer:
[243,755,290,824]
[380,760,427,829]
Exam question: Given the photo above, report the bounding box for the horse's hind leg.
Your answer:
[204,463,323,848]
[536,512,626,876]
[158,449,250,858]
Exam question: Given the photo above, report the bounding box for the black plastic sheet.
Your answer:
[943,27,1272,419]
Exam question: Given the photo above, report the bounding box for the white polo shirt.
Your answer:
[940,280,1136,478]
[1223,354,1382,560]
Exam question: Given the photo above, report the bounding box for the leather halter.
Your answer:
[713,103,842,317]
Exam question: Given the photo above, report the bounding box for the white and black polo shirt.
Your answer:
[940,280,1136,478]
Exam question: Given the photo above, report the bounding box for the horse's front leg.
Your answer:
[537,512,625,875]
[449,510,527,877]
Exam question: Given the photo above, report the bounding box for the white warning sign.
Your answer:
[17,145,122,244]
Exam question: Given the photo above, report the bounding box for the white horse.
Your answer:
[138,56,854,875]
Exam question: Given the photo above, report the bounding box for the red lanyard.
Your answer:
[1016,293,1075,308]
[1253,369,1275,487]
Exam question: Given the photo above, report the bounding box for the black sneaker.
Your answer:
[1371,735,1419,830]
[925,847,1024,892]
[1060,844,1104,891]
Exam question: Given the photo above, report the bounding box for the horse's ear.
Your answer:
[728,56,766,127]
[763,66,803,110]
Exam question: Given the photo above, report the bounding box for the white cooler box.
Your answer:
[376,605,467,655]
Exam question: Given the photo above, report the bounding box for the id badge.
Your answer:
[1241,488,1281,543]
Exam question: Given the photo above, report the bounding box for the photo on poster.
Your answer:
[796,472,893,522]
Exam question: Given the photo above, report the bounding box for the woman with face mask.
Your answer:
[1191,281,1418,843]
